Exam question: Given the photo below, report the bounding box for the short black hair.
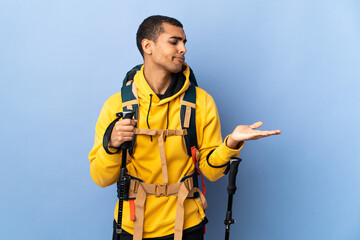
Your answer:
[136,15,183,56]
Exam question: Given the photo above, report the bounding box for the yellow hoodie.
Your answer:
[88,64,243,238]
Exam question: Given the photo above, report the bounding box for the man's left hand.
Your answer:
[226,121,281,149]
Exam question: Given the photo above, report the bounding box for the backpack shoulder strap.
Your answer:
[180,82,197,156]
[121,65,142,155]
[122,64,143,86]
[189,66,198,87]
[180,79,206,198]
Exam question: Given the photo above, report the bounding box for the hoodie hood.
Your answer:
[133,63,191,106]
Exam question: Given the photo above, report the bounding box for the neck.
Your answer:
[143,63,172,95]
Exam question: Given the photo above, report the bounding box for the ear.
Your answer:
[142,39,153,55]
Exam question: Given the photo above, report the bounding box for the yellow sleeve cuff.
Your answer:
[208,136,244,167]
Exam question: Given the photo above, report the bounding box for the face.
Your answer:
[144,23,187,73]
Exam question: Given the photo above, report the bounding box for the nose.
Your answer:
[179,43,187,54]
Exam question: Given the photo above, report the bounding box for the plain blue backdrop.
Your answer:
[1,0,359,239]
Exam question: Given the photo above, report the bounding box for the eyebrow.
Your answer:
[169,36,187,43]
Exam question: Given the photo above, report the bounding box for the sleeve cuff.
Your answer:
[209,136,244,166]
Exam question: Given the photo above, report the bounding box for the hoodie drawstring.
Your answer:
[146,94,153,141]
[146,94,171,142]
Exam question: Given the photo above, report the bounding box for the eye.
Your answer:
[170,41,177,45]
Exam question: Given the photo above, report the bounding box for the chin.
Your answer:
[169,64,183,73]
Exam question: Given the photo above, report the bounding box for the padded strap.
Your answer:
[121,80,139,156]
[180,83,197,156]
[122,64,143,87]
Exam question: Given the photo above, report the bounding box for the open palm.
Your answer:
[227,121,281,149]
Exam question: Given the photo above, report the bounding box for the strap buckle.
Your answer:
[183,177,193,191]
[155,184,167,197]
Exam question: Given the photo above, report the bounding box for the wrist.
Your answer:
[226,135,243,149]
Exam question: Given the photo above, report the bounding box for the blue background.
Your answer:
[1,0,359,239]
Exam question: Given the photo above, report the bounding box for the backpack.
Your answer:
[119,64,199,158]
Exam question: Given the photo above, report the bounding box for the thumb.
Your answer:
[250,121,263,129]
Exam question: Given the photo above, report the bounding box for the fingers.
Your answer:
[262,130,281,136]
[117,119,137,127]
[115,124,136,133]
[249,122,281,135]
[109,119,138,148]
[252,129,281,135]
[250,121,263,129]
[248,130,281,140]
[273,130,281,134]
[115,119,137,134]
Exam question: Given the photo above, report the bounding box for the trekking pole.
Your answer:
[224,157,241,240]
[116,110,135,239]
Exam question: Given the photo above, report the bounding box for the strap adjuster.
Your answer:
[155,184,167,197]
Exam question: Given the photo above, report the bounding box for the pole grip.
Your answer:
[120,110,135,150]
[227,158,241,195]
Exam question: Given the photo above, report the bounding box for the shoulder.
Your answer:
[104,92,122,106]
[195,86,208,96]
[195,86,217,106]
[102,92,123,114]
[194,87,218,126]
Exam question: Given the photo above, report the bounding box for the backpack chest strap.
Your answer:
[134,128,187,136]
[134,128,187,184]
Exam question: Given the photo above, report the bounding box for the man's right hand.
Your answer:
[109,119,138,148]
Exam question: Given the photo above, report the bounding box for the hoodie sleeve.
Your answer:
[88,95,123,188]
[197,92,244,182]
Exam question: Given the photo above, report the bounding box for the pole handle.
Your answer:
[120,110,136,150]
[226,158,241,195]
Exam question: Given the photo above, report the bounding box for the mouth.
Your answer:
[173,56,185,63]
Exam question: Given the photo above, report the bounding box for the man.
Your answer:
[89,15,280,240]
